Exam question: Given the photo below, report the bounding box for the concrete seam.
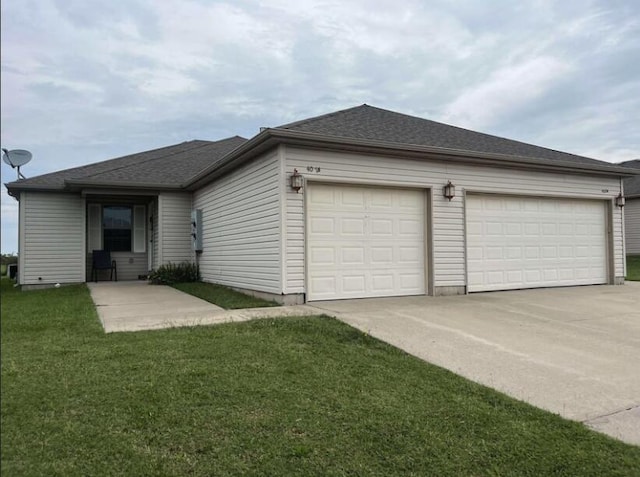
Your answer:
[582,404,640,423]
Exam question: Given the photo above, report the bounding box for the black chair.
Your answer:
[91,250,117,282]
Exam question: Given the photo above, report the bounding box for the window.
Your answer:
[103,206,132,252]
[88,203,146,253]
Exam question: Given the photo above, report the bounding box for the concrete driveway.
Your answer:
[310,283,640,445]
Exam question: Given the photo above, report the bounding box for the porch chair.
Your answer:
[91,250,117,282]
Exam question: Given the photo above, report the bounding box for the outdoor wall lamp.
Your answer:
[291,169,304,193]
[616,193,625,207]
[443,181,455,201]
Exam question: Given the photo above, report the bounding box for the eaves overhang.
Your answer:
[4,179,183,197]
[64,179,183,192]
[184,128,638,190]
[4,181,66,198]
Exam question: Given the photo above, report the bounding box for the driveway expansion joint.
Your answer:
[582,404,640,423]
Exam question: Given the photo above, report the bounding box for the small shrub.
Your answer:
[148,262,200,285]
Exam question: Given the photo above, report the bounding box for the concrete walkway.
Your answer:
[87,281,319,333]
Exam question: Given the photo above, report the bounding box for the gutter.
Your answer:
[184,128,638,190]
[64,179,183,191]
[5,179,183,196]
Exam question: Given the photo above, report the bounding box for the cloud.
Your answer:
[1,0,639,252]
[0,191,18,254]
[442,57,572,130]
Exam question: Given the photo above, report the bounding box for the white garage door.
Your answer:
[307,184,425,301]
[466,195,607,292]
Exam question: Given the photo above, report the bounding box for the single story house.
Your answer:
[620,159,640,255]
[5,105,637,302]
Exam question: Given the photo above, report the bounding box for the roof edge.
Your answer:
[64,179,183,191]
[184,128,637,189]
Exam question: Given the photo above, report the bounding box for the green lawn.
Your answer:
[2,279,639,476]
[172,281,278,309]
[626,255,640,281]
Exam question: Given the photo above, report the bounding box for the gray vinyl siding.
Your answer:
[625,199,640,255]
[87,251,147,281]
[20,192,85,285]
[193,150,281,294]
[157,192,193,265]
[284,146,624,293]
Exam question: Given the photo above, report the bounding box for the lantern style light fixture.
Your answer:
[443,181,455,201]
[290,169,304,193]
[616,193,625,207]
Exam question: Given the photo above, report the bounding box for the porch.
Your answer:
[85,194,158,282]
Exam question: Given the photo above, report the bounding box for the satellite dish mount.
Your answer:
[2,148,32,180]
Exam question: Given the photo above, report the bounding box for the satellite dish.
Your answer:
[2,149,32,167]
[2,148,32,180]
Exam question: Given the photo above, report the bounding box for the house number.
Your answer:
[306,166,321,173]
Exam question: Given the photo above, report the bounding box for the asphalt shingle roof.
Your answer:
[8,136,247,190]
[6,105,634,194]
[620,159,640,197]
[277,104,607,166]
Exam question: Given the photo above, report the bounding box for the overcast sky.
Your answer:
[2,0,639,253]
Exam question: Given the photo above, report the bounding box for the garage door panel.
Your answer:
[341,218,365,235]
[370,247,393,264]
[310,247,335,265]
[343,274,366,292]
[342,247,365,265]
[342,189,366,207]
[369,189,393,208]
[307,184,425,301]
[310,217,335,234]
[371,218,393,235]
[467,195,607,292]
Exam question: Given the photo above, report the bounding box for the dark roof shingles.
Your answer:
[278,104,606,166]
[620,159,640,197]
[8,105,633,193]
[8,136,247,189]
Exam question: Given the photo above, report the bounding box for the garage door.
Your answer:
[466,195,607,292]
[307,184,425,301]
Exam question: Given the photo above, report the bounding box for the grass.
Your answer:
[171,281,278,309]
[2,279,639,476]
[0,264,5,276]
[626,255,640,281]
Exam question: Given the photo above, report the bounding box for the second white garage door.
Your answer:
[466,195,608,292]
[307,184,425,301]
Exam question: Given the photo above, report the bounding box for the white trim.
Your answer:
[157,195,163,264]
[279,145,287,294]
[426,188,435,296]
[620,177,626,277]
[18,192,26,285]
[132,204,146,253]
[87,204,103,251]
[81,197,87,282]
[148,201,154,270]
[462,188,468,294]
